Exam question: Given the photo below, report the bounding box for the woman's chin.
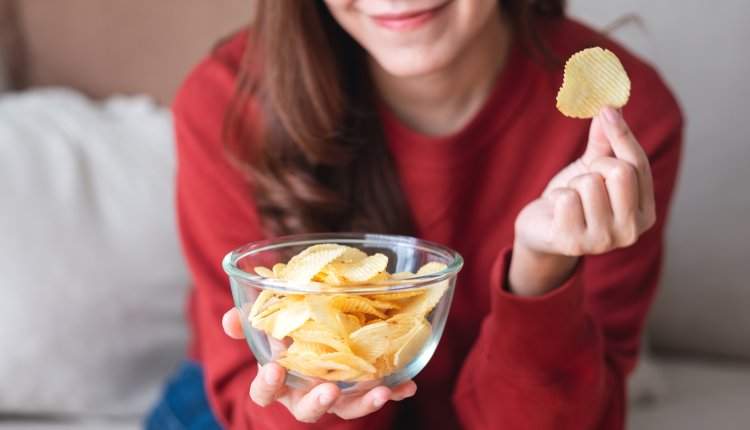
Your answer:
[370,51,454,80]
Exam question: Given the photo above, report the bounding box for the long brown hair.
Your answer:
[225,0,565,237]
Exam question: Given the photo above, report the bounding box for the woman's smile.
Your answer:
[369,2,451,32]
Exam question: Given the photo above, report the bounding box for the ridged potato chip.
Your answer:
[339,313,362,334]
[278,351,352,379]
[269,301,310,340]
[319,351,376,374]
[248,290,276,320]
[272,263,287,277]
[333,247,368,264]
[556,47,631,119]
[283,244,349,282]
[329,295,388,319]
[416,262,447,276]
[304,295,348,338]
[395,262,449,317]
[254,266,275,278]
[397,280,449,318]
[368,291,423,302]
[390,271,416,280]
[292,327,351,353]
[393,320,432,368]
[288,340,334,355]
[327,253,388,283]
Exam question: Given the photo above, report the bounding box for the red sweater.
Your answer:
[174,17,683,430]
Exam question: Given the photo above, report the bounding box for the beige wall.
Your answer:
[14,0,253,104]
[568,0,750,357]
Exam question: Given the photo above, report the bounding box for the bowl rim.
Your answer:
[222,232,464,294]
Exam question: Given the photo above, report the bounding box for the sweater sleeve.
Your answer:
[174,51,397,430]
[452,69,684,429]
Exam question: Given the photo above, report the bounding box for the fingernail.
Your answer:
[319,394,334,406]
[604,107,619,124]
[373,398,386,408]
[264,368,281,385]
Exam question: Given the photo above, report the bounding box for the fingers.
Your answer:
[390,380,417,401]
[568,173,612,230]
[284,383,340,423]
[249,362,287,407]
[305,380,416,421]
[222,308,245,339]
[599,107,646,169]
[582,113,614,164]
[587,157,639,231]
[329,386,393,420]
[251,370,411,423]
[545,165,648,255]
[599,107,655,216]
[547,188,585,255]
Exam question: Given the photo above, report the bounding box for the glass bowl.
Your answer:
[223,232,463,396]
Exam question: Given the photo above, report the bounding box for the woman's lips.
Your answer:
[370,4,447,31]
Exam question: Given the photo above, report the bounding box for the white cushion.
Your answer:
[0,88,189,418]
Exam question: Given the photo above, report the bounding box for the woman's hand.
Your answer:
[510,107,656,297]
[221,308,417,423]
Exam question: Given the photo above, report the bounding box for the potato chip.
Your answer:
[248,290,276,320]
[283,244,348,282]
[325,368,370,382]
[272,263,287,277]
[351,311,367,326]
[292,327,352,353]
[287,340,334,355]
[349,319,411,362]
[322,270,345,286]
[269,301,311,340]
[251,297,286,322]
[329,295,388,319]
[417,262,447,276]
[327,253,389,282]
[337,312,362,334]
[390,271,416,280]
[367,298,400,310]
[367,291,424,302]
[387,313,424,327]
[251,312,279,334]
[396,280,449,318]
[333,246,368,263]
[374,355,394,378]
[304,295,348,337]
[366,271,391,282]
[254,266,275,278]
[556,47,631,119]
[393,320,432,368]
[278,351,352,379]
[319,351,376,374]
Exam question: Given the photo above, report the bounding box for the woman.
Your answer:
[148,0,683,429]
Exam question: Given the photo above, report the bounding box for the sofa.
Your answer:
[2,1,748,429]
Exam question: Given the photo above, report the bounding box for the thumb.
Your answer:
[581,109,615,165]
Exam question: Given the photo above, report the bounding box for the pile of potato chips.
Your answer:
[556,47,631,119]
[249,244,448,382]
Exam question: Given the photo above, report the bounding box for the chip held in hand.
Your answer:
[556,47,631,119]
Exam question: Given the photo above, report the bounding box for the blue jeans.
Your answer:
[146,361,223,430]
